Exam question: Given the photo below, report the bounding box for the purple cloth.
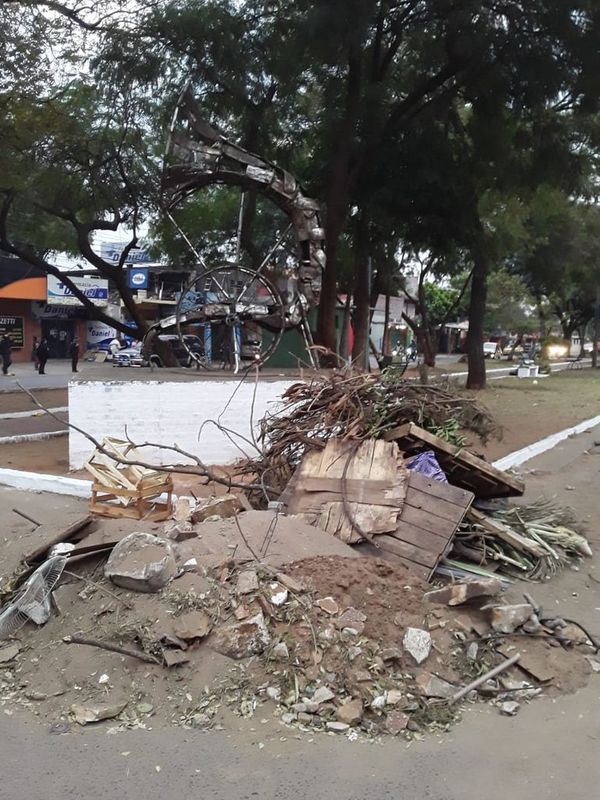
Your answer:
[406,450,448,483]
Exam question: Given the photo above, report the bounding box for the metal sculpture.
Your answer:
[147,90,326,372]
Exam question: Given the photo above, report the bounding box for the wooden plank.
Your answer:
[376,535,439,569]
[407,471,474,508]
[384,422,524,498]
[391,520,452,553]
[24,514,95,564]
[466,507,546,557]
[397,504,461,539]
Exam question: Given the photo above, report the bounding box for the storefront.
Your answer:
[0,257,47,362]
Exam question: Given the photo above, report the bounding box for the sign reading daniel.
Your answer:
[47,276,109,306]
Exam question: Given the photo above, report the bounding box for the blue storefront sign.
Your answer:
[128,267,149,290]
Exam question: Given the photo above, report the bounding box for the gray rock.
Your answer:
[498,700,520,716]
[0,643,20,663]
[402,628,432,664]
[311,686,335,704]
[71,701,127,725]
[166,521,197,542]
[280,712,296,725]
[425,578,502,606]
[347,646,362,662]
[335,607,367,634]
[266,686,281,701]
[381,647,402,663]
[235,570,259,596]
[326,721,349,733]
[485,603,533,634]
[173,610,212,640]
[315,597,339,615]
[416,672,456,699]
[105,533,177,593]
[209,612,271,659]
[272,642,289,660]
[370,694,387,711]
[386,690,404,706]
[192,494,243,523]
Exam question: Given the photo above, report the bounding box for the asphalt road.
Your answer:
[1,425,599,799]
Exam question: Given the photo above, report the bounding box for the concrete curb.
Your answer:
[0,430,68,445]
[0,406,68,421]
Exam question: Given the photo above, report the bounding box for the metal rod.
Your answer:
[449,652,521,705]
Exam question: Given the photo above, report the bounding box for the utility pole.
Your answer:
[593,284,599,369]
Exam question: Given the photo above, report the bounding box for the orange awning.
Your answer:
[0,277,47,300]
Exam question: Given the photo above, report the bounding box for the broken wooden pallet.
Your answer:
[375,471,474,580]
[383,422,524,498]
[281,438,407,543]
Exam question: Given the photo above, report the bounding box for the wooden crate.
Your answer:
[383,422,524,498]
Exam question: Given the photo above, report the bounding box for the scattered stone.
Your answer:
[105,533,176,593]
[71,702,127,725]
[326,721,349,733]
[275,572,304,593]
[272,642,289,660]
[268,583,289,607]
[335,607,367,634]
[560,624,590,645]
[311,686,335,704]
[280,712,296,725]
[174,497,193,521]
[425,578,502,606]
[318,626,336,642]
[416,672,456,699]
[292,702,308,714]
[48,722,71,735]
[370,694,387,711]
[485,604,533,634]
[386,690,404,706]
[498,701,520,716]
[236,570,259,596]
[353,670,372,683]
[298,712,314,725]
[402,628,432,665]
[25,691,47,701]
[341,627,359,638]
[136,702,154,715]
[466,642,479,661]
[163,650,190,667]
[303,700,320,714]
[347,646,362,662]
[0,643,20,663]
[521,614,543,635]
[266,686,281,701]
[586,656,600,673]
[191,713,212,728]
[174,610,212,640]
[315,597,339,616]
[381,647,402,663]
[335,699,363,726]
[166,521,196,542]
[385,710,410,735]
[191,494,243,523]
[209,612,271,659]
[234,604,252,621]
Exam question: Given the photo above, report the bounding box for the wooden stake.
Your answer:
[64,634,161,665]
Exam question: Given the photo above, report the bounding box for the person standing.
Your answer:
[109,336,121,359]
[31,336,39,370]
[69,337,80,373]
[37,338,49,374]
[0,334,12,375]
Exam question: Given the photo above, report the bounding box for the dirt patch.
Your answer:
[0,437,70,475]
[0,389,67,415]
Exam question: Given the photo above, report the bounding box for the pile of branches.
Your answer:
[452,500,592,581]
[241,370,498,501]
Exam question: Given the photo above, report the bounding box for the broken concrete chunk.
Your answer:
[163,650,190,668]
[266,686,281,701]
[416,672,456,699]
[272,642,289,660]
[335,698,363,726]
[173,610,212,640]
[498,700,520,716]
[402,628,432,665]
[166,522,197,542]
[71,701,127,725]
[311,686,335,704]
[560,624,590,645]
[236,570,259,596]
[315,597,339,615]
[335,607,367,634]
[209,612,271,659]
[268,582,289,607]
[191,494,242,524]
[370,694,387,711]
[381,647,402,663]
[275,572,304,593]
[174,497,193,522]
[385,690,404,706]
[326,721,349,733]
[385,710,410,735]
[486,603,533,634]
[347,645,362,662]
[0,643,20,663]
[425,578,502,606]
[105,533,176,593]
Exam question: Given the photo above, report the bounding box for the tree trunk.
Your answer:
[466,238,489,390]
[351,216,370,367]
[382,290,391,356]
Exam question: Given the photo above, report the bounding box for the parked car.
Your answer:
[483,342,501,358]
[113,334,203,368]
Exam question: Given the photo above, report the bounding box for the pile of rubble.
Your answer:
[0,373,597,737]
